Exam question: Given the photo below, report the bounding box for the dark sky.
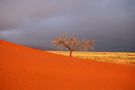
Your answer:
[0,0,135,51]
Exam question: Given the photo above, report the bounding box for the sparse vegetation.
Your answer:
[52,34,94,56]
[48,51,135,65]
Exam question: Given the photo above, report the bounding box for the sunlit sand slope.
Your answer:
[0,40,135,90]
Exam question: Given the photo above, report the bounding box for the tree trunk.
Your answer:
[69,50,73,57]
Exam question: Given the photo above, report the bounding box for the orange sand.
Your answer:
[0,40,135,90]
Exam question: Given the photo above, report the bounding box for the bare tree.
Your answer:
[52,34,95,56]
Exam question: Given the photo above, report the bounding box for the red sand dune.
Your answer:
[0,40,135,90]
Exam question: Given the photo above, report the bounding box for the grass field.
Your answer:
[48,51,135,65]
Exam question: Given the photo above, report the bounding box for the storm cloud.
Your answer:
[0,0,135,51]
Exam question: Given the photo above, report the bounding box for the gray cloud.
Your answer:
[0,0,135,51]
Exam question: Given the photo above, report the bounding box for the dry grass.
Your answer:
[48,51,135,65]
